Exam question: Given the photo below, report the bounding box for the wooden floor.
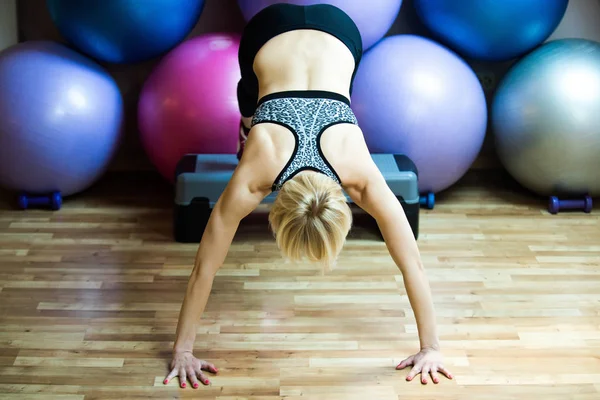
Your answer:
[0,170,598,400]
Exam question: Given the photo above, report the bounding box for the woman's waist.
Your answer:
[256,76,352,107]
[256,88,352,109]
[257,74,350,94]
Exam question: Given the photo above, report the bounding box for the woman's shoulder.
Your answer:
[237,124,295,192]
[320,124,373,189]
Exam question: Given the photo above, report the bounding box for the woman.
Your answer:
[164,3,452,389]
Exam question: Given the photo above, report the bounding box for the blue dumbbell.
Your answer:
[548,195,592,214]
[419,192,435,209]
[17,191,62,211]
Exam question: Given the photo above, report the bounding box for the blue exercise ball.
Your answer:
[0,41,123,197]
[46,0,206,64]
[413,0,569,61]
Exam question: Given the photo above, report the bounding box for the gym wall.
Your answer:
[14,0,600,173]
[0,0,18,51]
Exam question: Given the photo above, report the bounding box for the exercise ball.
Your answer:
[413,0,569,61]
[236,0,403,51]
[0,41,123,197]
[351,35,487,194]
[47,0,206,64]
[138,33,241,182]
[492,38,600,197]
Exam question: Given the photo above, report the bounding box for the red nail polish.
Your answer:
[182,383,186,388]
[204,379,210,384]
[193,383,199,388]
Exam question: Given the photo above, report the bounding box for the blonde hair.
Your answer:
[268,170,352,268]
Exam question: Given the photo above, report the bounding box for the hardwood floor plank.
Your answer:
[0,171,598,399]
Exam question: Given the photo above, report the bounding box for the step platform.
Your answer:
[174,153,420,243]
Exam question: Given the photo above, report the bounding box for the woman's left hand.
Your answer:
[396,348,453,384]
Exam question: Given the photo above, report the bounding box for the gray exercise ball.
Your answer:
[492,38,600,197]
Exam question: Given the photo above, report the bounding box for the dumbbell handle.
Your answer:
[558,199,586,208]
[26,195,52,204]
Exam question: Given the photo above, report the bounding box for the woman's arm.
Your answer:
[165,165,268,388]
[172,151,270,354]
[173,179,266,353]
[345,159,439,351]
[344,151,452,383]
[164,127,277,388]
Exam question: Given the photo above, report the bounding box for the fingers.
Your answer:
[396,355,414,370]
[164,359,219,389]
[195,364,212,386]
[430,368,441,384]
[404,363,453,384]
[201,361,219,374]
[197,371,211,386]
[163,367,178,385]
[187,366,200,389]
[438,365,453,380]
[420,365,431,384]
[178,367,187,388]
[405,364,422,381]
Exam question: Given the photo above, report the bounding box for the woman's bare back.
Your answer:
[246,29,369,194]
[254,30,356,99]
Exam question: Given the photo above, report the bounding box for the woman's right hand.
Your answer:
[163,351,219,389]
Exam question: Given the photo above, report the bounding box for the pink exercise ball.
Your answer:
[138,33,241,182]
[236,0,403,51]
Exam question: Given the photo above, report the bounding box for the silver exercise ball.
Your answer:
[492,38,600,197]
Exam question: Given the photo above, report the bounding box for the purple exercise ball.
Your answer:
[351,35,487,194]
[236,0,403,51]
[0,41,123,197]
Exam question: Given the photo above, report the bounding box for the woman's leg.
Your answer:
[236,79,257,160]
[237,116,253,160]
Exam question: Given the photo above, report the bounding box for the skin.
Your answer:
[164,29,453,389]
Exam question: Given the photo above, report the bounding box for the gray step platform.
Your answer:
[174,153,420,243]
